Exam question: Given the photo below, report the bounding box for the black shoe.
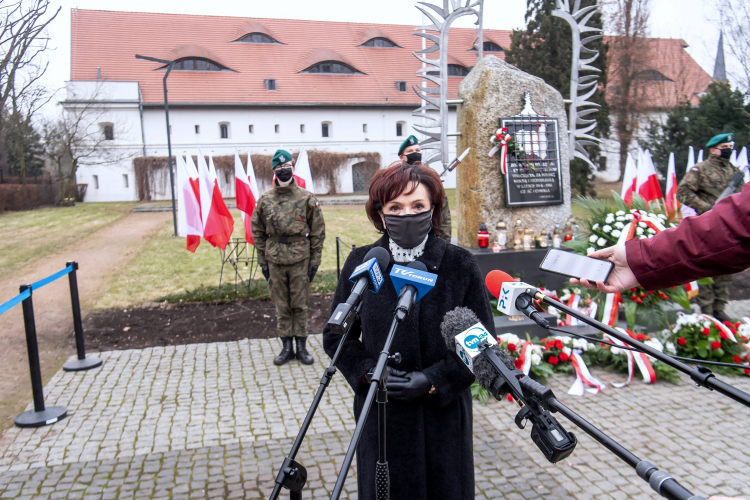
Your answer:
[295,337,315,365]
[714,310,734,324]
[273,338,296,366]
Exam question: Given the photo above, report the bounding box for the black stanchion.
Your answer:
[14,285,67,428]
[63,261,101,372]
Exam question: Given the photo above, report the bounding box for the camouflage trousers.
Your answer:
[268,259,310,338]
[695,274,733,313]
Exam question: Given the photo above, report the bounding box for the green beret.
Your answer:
[706,133,734,148]
[398,135,419,156]
[272,149,292,169]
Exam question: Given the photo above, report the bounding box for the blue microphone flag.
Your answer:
[349,257,384,293]
[389,264,437,302]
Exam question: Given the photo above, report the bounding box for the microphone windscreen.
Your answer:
[485,270,515,299]
[363,246,391,273]
[473,344,516,395]
[440,306,481,349]
[407,260,428,272]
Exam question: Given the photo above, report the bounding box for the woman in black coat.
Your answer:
[323,162,494,500]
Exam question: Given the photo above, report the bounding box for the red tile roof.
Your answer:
[70,9,710,108]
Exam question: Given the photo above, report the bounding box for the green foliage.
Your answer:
[2,109,45,178]
[640,82,750,182]
[506,0,610,196]
[471,381,492,404]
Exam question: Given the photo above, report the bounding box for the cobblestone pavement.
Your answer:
[0,336,748,499]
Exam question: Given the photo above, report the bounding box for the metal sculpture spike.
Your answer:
[411,0,482,168]
[552,0,602,168]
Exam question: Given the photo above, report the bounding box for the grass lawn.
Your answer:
[95,206,380,309]
[0,202,136,279]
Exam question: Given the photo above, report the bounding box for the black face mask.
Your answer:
[276,167,293,182]
[383,210,433,249]
[405,152,422,165]
[719,148,733,160]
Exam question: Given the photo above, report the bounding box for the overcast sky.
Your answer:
[39,0,725,113]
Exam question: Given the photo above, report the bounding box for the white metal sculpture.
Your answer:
[552,0,602,168]
[411,0,482,167]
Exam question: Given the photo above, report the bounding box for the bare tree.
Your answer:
[0,0,59,176]
[717,0,750,93]
[44,84,133,203]
[606,0,652,180]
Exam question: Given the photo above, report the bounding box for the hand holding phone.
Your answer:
[566,246,641,294]
[539,248,614,284]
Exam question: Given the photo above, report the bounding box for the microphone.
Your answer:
[389,261,437,320]
[327,247,390,333]
[485,270,550,330]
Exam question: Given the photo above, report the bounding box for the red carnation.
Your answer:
[548,356,559,365]
[702,328,711,336]
[559,352,570,362]
[677,337,686,346]
[734,322,742,329]
[630,288,638,292]
[723,321,732,327]
[745,369,750,375]
[636,299,643,304]
[639,293,646,298]
[711,341,722,350]
[630,295,638,301]
[742,336,749,343]
[636,333,647,341]
[507,393,514,402]
[647,291,654,295]
[507,343,517,352]
[515,359,523,369]
[734,356,742,363]
[719,331,728,340]
[554,339,563,349]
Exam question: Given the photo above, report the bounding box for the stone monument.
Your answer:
[456,55,571,247]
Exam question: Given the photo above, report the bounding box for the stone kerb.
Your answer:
[456,55,571,247]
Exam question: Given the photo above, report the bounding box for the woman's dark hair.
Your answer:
[366,161,444,234]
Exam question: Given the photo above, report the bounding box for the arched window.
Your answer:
[322,121,332,138]
[636,70,673,82]
[219,122,230,139]
[447,64,470,76]
[481,41,503,52]
[301,61,364,74]
[396,121,406,137]
[236,32,280,44]
[100,123,114,140]
[361,37,400,48]
[162,57,229,72]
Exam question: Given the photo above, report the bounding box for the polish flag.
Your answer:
[681,147,698,218]
[294,147,314,193]
[234,147,260,244]
[665,152,679,213]
[197,148,234,249]
[177,154,203,252]
[636,149,663,203]
[621,152,637,204]
[738,147,749,183]
[697,149,704,163]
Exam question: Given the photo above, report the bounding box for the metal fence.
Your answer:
[335,237,357,281]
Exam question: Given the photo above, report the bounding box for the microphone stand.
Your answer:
[268,302,364,500]
[523,290,750,410]
[478,341,706,500]
[329,308,406,500]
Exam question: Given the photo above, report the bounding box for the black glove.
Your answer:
[260,264,269,281]
[308,264,319,283]
[387,369,432,401]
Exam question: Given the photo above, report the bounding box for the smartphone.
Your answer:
[539,248,614,284]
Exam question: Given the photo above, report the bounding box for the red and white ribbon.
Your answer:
[565,294,581,326]
[701,314,738,342]
[616,211,666,245]
[517,341,533,375]
[488,127,512,174]
[616,328,655,383]
[568,351,606,396]
[601,293,621,327]
[603,333,634,387]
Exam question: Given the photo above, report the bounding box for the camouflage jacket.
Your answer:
[251,179,326,266]
[676,155,744,215]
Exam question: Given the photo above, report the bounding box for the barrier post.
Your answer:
[15,285,67,428]
[63,261,102,372]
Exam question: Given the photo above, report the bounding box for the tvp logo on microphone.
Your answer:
[496,282,527,316]
[349,257,384,293]
[389,265,437,303]
[455,323,498,371]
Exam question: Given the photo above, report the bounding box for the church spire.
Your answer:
[714,31,727,83]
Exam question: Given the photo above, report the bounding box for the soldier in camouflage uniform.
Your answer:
[398,135,452,243]
[676,133,742,323]
[251,150,326,365]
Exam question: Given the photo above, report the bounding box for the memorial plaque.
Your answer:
[500,93,564,207]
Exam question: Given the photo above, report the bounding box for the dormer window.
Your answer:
[395,81,407,92]
[236,32,280,44]
[265,79,277,90]
[637,70,673,82]
[301,61,364,74]
[162,57,229,72]
[447,64,470,76]
[471,41,504,52]
[361,37,400,48]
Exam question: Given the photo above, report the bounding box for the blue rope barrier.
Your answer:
[30,265,73,291]
[0,265,73,317]
[0,288,31,316]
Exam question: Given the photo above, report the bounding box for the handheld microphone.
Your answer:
[327,247,390,333]
[485,270,550,329]
[390,261,437,320]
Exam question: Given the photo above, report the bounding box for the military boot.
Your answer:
[295,337,314,365]
[714,310,733,324]
[273,338,296,366]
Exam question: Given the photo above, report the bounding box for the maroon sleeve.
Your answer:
[626,182,750,291]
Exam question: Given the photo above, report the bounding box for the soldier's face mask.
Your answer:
[275,167,293,182]
[405,152,422,165]
[719,148,733,160]
[382,209,433,249]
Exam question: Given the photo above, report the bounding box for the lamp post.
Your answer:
[135,54,178,237]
